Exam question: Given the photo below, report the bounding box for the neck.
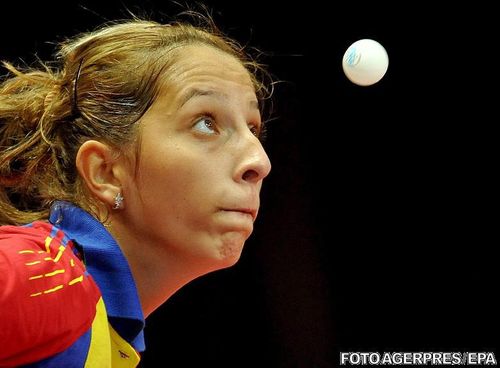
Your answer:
[125,248,198,317]
[107,219,211,317]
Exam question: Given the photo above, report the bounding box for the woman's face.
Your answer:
[120,45,271,269]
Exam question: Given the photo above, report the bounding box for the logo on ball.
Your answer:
[345,47,361,66]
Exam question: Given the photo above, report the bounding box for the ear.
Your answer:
[76,140,124,209]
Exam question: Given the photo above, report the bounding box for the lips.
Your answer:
[220,208,257,221]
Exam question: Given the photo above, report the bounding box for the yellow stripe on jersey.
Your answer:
[84,298,111,367]
[84,298,140,367]
[110,325,141,367]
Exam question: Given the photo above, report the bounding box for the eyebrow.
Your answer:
[178,88,259,111]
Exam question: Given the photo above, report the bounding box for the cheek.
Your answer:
[135,146,221,214]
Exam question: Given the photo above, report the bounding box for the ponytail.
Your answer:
[0,62,72,224]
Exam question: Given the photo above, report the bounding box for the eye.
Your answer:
[249,123,267,142]
[249,124,260,137]
[193,115,217,135]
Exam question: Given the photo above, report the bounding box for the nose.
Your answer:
[235,134,271,184]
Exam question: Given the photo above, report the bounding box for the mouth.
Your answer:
[220,208,257,221]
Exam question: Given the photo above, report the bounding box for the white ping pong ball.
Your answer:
[342,39,389,86]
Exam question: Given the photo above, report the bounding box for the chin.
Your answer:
[216,232,247,266]
[219,253,243,269]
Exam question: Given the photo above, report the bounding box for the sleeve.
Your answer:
[0,223,102,366]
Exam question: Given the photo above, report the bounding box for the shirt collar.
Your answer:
[49,201,145,352]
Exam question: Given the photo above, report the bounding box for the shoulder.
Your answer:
[0,222,103,366]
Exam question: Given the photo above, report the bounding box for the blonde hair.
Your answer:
[0,18,271,225]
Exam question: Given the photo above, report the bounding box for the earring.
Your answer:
[113,192,124,210]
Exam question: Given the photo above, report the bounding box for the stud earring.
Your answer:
[113,192,124,210]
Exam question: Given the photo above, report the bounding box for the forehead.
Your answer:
[157,45,256,106]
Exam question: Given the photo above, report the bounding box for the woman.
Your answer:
[0,17,271,367]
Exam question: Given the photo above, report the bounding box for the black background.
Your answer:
[1,1,496,367]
